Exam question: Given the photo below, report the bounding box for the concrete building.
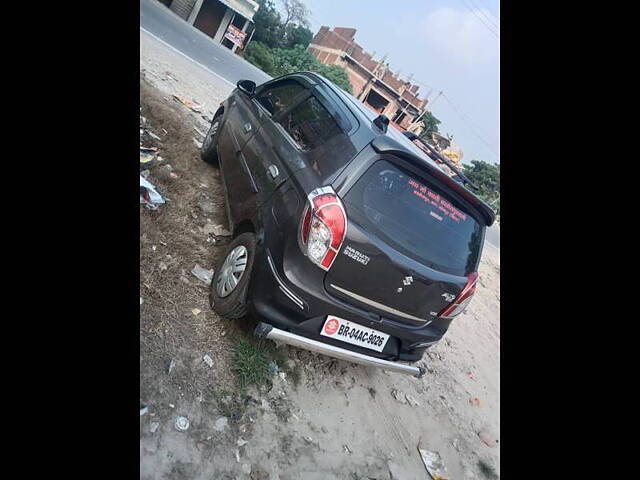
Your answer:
[161,0,259,53]
[308,26,428,133]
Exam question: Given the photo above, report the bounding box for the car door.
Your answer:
[216,91,261,225]
[240,79,310,205]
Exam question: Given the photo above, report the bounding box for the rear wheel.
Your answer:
[200,114,221,164]
[209,232,256,319]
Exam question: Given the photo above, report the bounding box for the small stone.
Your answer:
[267,361,279,376]
[174,416,189,431]
[159,262,168,271]
[302,436,313,444]
[391,389,407,404]
[203,354,214,368]
[242,463,252,475]
[198,199,216,214]
[343,444,352,454]
[405,394,421,407]
[237,437,248,447]
[150,422,160,433]
[214,416,228,432]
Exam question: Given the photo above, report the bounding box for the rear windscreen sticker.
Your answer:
[408,178,467,223]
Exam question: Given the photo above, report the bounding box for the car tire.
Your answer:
[209,232,256,319]
[200,114,222,165]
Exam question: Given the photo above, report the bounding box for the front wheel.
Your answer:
[200,115,221,164]
[209,232,256,319]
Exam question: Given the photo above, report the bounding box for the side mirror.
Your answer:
[237,79,256,97]
[373,114,389,133]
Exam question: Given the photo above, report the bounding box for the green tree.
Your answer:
[462,160,500,212]
[314,64,353,94]
[284,24,313,48]
[418,111,441,140]
[252,0,285,48]
[243,41,274,73]
[266,44,353,93]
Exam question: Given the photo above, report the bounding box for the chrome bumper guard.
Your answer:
[254,322,425,378]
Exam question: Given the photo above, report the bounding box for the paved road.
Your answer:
[486,223,500,249]
[140,0,500,250]
[140,0,270,86]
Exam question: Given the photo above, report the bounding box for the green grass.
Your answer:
[232,337,279,389]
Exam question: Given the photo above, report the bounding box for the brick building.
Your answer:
[308,26,428,133]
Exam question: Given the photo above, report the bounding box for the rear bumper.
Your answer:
[248,245,446,362]
[255,322,426,377]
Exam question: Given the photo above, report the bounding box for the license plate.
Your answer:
[320,315,390,352]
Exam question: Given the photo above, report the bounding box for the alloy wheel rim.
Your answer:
[216,245,248,298]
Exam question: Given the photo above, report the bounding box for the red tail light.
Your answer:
[438,272,478,318]
[298,186,347,271]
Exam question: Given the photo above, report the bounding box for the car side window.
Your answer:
[254,81,305,117]
[277,96,342,151]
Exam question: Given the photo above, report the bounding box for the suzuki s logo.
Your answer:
[442,292,455,302]
[403,276,413,286]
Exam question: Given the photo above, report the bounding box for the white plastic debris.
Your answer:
[418,447,449,480]
[174,416,190,431]
[140,297,144,305]
[140,405,148,416]
[237,438,248,447]
[191,264,213,285]
[203,354,214,368]
[214,417,228,432]
[150,422,159,433]
[140,175,165,207]
[192,308,202,316]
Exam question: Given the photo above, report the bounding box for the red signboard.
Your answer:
[224,25,247,48]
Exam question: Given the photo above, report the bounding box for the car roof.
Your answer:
[298,72,495,226]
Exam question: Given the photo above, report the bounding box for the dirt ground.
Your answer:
[140,32,500,480]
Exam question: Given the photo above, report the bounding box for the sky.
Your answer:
[300,0,500,165]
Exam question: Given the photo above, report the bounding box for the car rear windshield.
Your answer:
[343,159,483,276]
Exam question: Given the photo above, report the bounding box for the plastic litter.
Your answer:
[140,404,148,416]
[172,95,203,113]
[140,175,165,208]
[203,354,214,368]
[149,422,160,433]
[192,308,202,316]
[167,359,175,375]
[174,416,190,431]
[417,445,449,480]
[191,264,213,285]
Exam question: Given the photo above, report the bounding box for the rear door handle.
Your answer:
[244,123,252,133]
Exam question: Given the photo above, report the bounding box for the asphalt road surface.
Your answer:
[140,0,270,86]
[139,0,500,250]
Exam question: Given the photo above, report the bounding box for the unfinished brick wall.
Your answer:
[347,70,368,97]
